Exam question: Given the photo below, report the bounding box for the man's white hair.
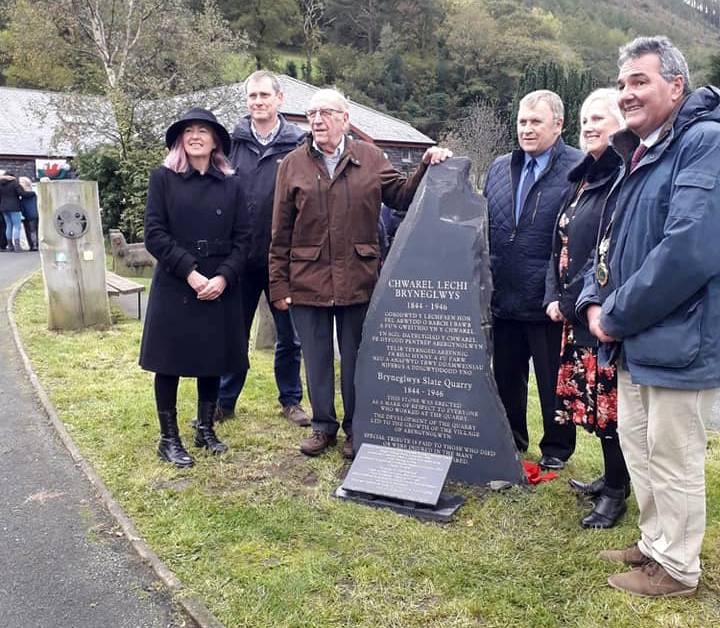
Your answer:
[310,88,349,112]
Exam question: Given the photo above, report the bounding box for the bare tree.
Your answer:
[5,0,247,157]
[442,101,512,191]
[297,0,330,79]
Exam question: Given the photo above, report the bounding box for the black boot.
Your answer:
[569,475,605,498]
[581,486,627,529]
[194,401,228,454]
[27,220,38,251]
[157,410,194,468]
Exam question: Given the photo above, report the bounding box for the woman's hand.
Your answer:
[545,301,565,323]
[197,275,227,300]
[187,270,209,294]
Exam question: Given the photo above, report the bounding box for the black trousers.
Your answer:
[291,304,368,438]
[492,317,576,460]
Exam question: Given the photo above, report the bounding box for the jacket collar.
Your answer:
[567,147,622,187]
[511,137,566,175]
[232,113,306,147]
[179,163,226,181]
[611,85,720,162]
[306,134,361,168]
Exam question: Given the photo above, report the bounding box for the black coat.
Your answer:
[544,148,622,346]
[139,165,250,377]
[0,175,24,213]
[484,139,584,321]
[228,114,305,270]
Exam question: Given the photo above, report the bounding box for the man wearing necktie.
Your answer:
[579,36,720,598]
[484,90,583,471]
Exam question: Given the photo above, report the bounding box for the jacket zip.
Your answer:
[531,191,542,224]
[318,172,334,306]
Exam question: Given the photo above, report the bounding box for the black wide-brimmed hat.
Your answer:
[165,107,231,155]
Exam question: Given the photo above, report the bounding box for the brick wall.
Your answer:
[0,157,35,180]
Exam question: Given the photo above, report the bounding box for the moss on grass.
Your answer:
[15,274,720,627]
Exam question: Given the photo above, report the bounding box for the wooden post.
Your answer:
[38,180,111,330]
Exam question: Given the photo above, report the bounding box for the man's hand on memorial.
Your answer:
[187,270,209,294]
[422,147,453,165]
[545,301,565,323]
[587,304,617,343]
[273,297,292,311]
[197,275,227,301]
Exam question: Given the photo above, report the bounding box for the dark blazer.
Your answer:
[228,115,305,271]
[544,148,622,346]
[484,139,583,321]
[139,165,250,377]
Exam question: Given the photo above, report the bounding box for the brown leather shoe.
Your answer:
[608,560,697,597]
[598,543,652,567]
[282,403,311,427]
[342,437,354,460]
[300,430,337,456]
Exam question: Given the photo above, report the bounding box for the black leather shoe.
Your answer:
[569,476,605,497]
[581,487,627,529]
[538,455,566,470]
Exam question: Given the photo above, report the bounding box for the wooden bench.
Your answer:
[106,270,145,320]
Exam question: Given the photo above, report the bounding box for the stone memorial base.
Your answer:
[334,487,464,523]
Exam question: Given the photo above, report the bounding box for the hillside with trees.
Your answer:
[0,1,717,236]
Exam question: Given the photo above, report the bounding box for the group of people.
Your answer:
[0,171,39,252]
[139,35,719,599]
[485,36,719,598]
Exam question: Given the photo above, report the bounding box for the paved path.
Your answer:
[0,253,184,627]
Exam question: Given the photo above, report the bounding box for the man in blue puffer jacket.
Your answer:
[216,71,310,427]
[580,36,720,598]
[484,90,583,470]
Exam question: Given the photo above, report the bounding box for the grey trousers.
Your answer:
[618,367,718,587]
[291,303,368,437]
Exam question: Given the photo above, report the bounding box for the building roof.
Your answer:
[156,76,434,146]
[0,86,112,158]
[0,75,433,159]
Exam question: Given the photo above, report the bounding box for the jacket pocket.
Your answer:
[290,245,322,261]
[624,296,704,368]
[353,243,380,258]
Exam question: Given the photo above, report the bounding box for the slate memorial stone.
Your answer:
[342,443,452,506]
[353,158,525,485]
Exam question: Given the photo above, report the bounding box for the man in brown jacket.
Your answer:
[269,88,450,458]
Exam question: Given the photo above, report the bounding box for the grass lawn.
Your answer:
[14,273,720,627]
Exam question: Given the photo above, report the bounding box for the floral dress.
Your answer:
[554,208,618,436]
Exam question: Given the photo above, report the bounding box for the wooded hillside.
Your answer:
[1,0,718,140]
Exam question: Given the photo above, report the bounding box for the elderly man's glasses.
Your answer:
[305,108,343,120]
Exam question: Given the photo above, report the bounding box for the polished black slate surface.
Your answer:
[354,158,525,486]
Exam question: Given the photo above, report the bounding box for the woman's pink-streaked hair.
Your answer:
[163,123,234,176]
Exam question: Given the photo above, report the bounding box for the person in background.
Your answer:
[18,177,39,251]
[0,213,7,251]
[0,170,26,252]
[544,88,629,528]
[483,90,583,470]
[216,70,309,427]
[269,88,451,459]
[139,108,250,468]
[579,36,720,597]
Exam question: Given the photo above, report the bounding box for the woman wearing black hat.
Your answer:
[140,108,250,468]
